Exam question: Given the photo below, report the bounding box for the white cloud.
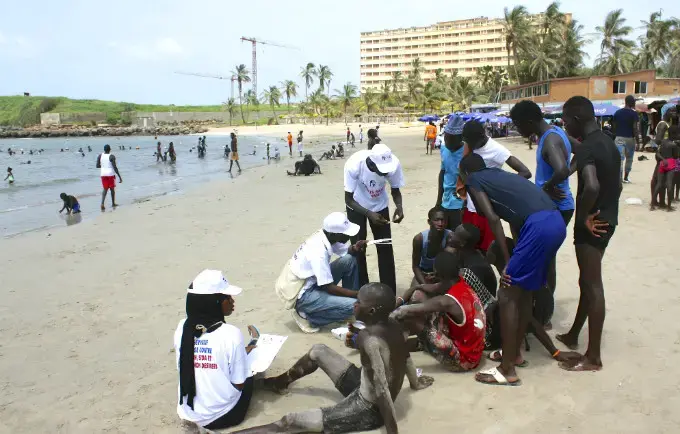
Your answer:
[155,37,184,55]
[109,37,187,61]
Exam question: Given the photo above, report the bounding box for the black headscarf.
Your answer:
[179,289,227,410]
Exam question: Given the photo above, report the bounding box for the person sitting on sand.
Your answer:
[287,154,321,176]
[59,193,81,214]
[449,223,497,299]
[391,251,486,372]
[233,283,434,434]
[411,207,453,287]
[275,212,366,333]
[336,143,345,158]
[174,269,258,431]
[319,146,337,161]
[272,145,281,161]
[5,167,14,184]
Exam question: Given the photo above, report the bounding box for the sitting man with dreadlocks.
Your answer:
[174,269,258,431]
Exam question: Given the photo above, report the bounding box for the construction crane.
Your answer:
[240,37,297,97]
[174,71,238,100]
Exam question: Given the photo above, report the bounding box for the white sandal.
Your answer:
[475,367,522,386]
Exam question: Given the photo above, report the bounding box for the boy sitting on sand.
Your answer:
[59,193,81,214]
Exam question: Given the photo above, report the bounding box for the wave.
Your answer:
[0,177,81,194]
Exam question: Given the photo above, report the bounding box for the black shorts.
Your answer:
[321,365,383,433]
[573,223,616,253]
[560,209,574,225]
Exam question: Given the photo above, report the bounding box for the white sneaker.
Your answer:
[291,310,320,333]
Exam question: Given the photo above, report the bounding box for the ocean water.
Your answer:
[0,134,326,237]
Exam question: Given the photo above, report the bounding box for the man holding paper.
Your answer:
[275,212,368,333]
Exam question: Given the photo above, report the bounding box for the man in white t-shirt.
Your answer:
[461,121,531,251]
[175,270,257,430]
[344,143,405,294]
[286,212,368,333]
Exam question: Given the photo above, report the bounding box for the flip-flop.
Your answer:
[475,367,522,387]
[487,349,529,368]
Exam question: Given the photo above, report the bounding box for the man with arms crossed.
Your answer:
[234,283,434,434]
[96,144,122,211]
[556,96,622,372]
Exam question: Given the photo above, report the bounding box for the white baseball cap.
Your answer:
[323,212,360,236]
[188,269,243,296]
[368,143,399,174]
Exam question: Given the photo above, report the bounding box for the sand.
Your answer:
[1,123,679,434]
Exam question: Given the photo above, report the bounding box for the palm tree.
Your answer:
[232,64,251,123]
[529,41,559,82]
[423,82,444,112]
[335,82,358,124]
[558,20,589,77]
[262,85,281,118]
[540,2,566,44]
[502,6,530,83]
[379,81,391,112]
[595,9,635,74]
[309,89,324,116]
[455,77,478,111]
[410,58,424,81]
[361,88,378,114]
[280,80,298,115]
[637,11,673,70]
[317,65,333,96]
[300,62,316,102]
[405,75,423,115]
[244,89,258,123]
[221,98,236,126]
[390,71,403,104]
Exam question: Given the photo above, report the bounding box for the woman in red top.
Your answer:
[391,251,486,371]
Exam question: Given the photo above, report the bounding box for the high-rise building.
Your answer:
[359,14,569,92]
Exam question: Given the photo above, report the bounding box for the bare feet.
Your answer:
[555,333,579,350]
[667,206,676,212]
[112,203,118,208]
[261,376,290,395]
[649,204,657,211]
[544,321,553,331]
[100,204,105,211]
[558,356,602,372]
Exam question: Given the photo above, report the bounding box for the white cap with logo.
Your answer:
[322,212,360,236]
[188,269,243,296]
[368,143,399,174]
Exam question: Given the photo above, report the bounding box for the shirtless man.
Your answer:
[233,283,434,434]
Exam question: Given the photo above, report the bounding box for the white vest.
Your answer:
[100,153,115,176]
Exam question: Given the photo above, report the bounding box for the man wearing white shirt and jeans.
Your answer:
[281,212,367,333]
[461,121,531,251]
[344,143,405,294]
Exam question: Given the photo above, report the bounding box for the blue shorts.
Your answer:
[72,203,81,213]
[506,210,566,291]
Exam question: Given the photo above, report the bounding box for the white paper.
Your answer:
[247,334,288,375]
[367,238,392,246]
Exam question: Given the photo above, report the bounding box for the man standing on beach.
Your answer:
[613,95,641,183]
[359,125,364,144]
[510,100,575,327]
[346,127,351,144]
[96,144,122,211]
[228,132,241,173]
[287,132,293,156]
[556,96,621,372]
[436,115,465,230]
[457,153,566,386]
[344,143,404,294]
[424,121,437,155]
[367,128,380,150]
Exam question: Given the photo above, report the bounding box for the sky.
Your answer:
[1,0,678,105]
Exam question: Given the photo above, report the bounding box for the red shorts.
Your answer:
[462,209,495,252]
[101,176,116,189]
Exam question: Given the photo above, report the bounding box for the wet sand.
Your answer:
[1,123,679,433]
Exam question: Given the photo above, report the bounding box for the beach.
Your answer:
[1,124,679,433]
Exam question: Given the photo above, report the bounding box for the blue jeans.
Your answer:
[615,136,635,179]
[295,254,359,328]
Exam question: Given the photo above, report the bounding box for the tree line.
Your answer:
[221,3,680,125]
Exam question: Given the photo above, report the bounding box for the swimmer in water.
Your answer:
[5,167,14,184]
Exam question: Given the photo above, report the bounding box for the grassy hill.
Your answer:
[0,95,232,126]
